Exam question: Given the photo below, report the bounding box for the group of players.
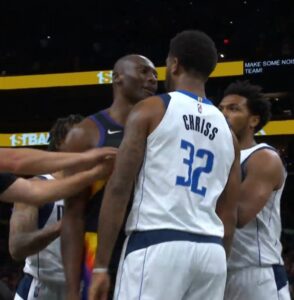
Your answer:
[0,29,290,300]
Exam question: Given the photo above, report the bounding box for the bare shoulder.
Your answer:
[133,95,164,112]
[64,117,100,151]
[248,147,283,170]
[246,147,284,188]
[129,96,166,128]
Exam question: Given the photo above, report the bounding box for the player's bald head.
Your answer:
[112,54,157,103]
[113,54,154,74]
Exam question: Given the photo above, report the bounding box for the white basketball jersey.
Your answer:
[125,90,235,237]
[23,174,65,283]
[228,143,286,269]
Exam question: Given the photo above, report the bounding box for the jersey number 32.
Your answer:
[176,139,214,196]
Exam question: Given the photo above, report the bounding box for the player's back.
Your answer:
[126,90,235,237]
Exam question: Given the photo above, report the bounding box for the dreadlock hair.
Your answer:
[47,114,84,151]
[169,30,218,81]
[223,80,271,132]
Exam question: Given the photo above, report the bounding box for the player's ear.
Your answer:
[170,57,179,75]
[113,71,122,84]
[249,115,260,130]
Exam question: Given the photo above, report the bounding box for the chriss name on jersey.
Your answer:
[182,114,218,140]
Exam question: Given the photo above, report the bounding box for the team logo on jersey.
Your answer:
[197,96,203,113]
[107,129,122,135]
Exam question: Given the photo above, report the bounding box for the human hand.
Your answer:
[90,154,116,180]
[88,272,110,300]
[69,147,117,174]
[84,147,117,165]
[52,219,62,236]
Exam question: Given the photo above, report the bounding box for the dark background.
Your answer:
[0,0,293,130]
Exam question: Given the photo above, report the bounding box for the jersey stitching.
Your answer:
[115,259,125,300]
[256,218,262,266]
[268,190,278,225]
[138,248,148,300]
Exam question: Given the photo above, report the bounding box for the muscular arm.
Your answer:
[0,146,111,175]
[237,149,285,228]
[9,202,61,261]
[216,133,240,258]
[61,119,100,298]
[94,98,162,269]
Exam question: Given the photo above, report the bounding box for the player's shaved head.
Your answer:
[112,54,157,103]
[113,54,154,74]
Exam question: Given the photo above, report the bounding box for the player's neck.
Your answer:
[238,134,257,150]
[174,75,206,98]
[108,99,134,126]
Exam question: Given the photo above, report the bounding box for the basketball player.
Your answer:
[88,30,240,300]
[61,54,158,300]
[219,80,291,300]
[10,115,84,300]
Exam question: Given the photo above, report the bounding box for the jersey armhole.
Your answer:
[241,146,278,181]
[147,94,171,141]
[158,93,171,109]
[88,115,105,147]
[38,203,54,228]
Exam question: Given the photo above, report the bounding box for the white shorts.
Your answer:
[14,274,66,300]
[225,265,291,300]
[114,230,227,300]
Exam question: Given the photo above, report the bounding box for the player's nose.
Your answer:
[144,78,157,94]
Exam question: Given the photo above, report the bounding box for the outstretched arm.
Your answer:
[0,146,112,175]
[0,151,115,205]
[216,132,240,258]
[9,201,61,261]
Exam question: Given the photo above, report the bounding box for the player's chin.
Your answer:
[141,89,155,99]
